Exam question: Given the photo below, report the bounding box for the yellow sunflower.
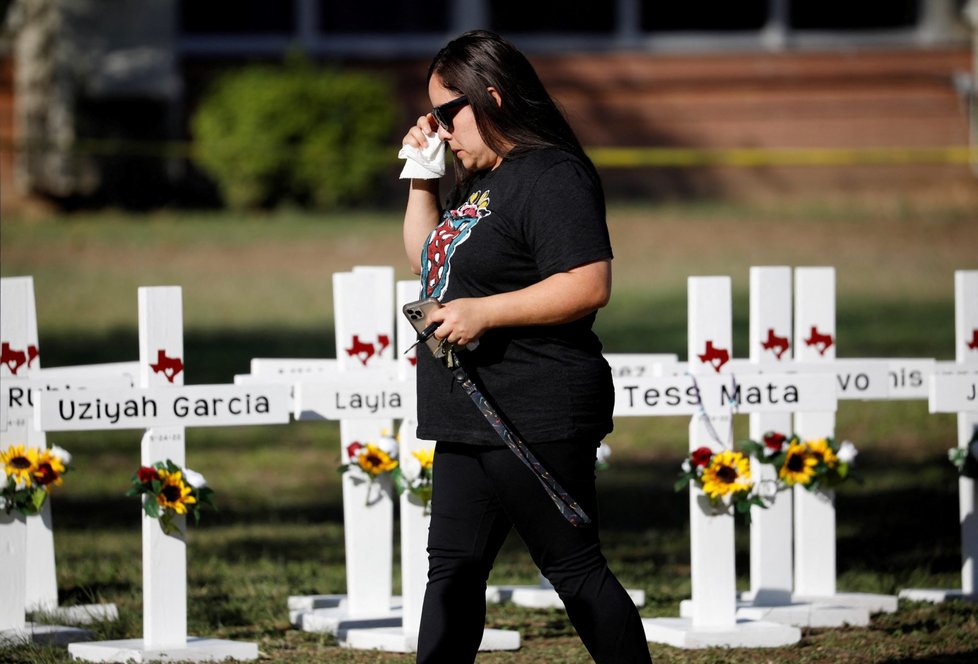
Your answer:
[155,469,197,514]
[411,448,435,471]
[357,444,398,476]
[34,449,67,488]
[701,450,752,499]
[779,441,818,486]
[2,444,39,488]
[806,438,838,468]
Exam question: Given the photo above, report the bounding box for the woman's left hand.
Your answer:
[428,298,490,347]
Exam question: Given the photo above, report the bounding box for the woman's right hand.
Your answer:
[402,112,443,274]
[402,113,440,150]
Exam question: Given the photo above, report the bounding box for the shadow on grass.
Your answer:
[883,655,978,663]
[49,454,961,574]
[38,327,337,384]
[594,454,962,579]
[52,497,343,532]
[597,292,955,359]
[37,294,954,384]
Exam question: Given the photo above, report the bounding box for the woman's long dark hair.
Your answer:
[428,30,601,200]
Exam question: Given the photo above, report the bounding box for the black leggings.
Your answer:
[416,440,652,664]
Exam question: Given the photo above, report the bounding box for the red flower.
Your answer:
[137,466,159,483]
[346,442,363,460]
[763,432,787,451]
[34,462,59,486]
[690,447,713,468]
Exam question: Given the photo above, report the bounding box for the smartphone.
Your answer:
[402,297,445,359]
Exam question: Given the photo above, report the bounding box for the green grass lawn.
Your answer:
[2,199,978,662]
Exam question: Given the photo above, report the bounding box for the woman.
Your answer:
[401,30,652,664]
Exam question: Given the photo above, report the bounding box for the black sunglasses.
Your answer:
[431,95,469,131]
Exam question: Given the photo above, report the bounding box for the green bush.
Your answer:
[191,58,396,210]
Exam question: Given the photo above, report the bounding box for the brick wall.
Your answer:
[533,48,975,200]
[351,46,975,201]
[0,54,15,212]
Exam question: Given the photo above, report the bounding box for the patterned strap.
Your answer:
[446,350,591,528]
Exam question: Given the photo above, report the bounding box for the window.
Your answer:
[490,0,615,33]
[789,0,919,30]
[641,1,769,32]
[319,0,450,33]
[180,0,295,34]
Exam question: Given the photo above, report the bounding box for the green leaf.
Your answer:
[196,487,216,510]
[159,511,184,537]
[30,489,47,513]
[144,499,160,519]
[390,468,406,495]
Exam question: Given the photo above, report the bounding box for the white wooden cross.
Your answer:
[286,267,404,635]
[602,265,931,628]
[34,286,289,663]
[727,267,871,628]
[637,276,821,648]
[742,267,947,618]
[341,280,521,652]
[670,267,902,621]
[790,267,898,614]
[286,269,519,652]
[900,269,978,603]
[342,279,431,652]
[746,266,795,607]
[481,353,676,611]
[0,276,125,644]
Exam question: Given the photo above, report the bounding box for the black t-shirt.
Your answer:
[415,148,615,445]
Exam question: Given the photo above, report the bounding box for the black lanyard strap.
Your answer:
[446,349,591,528]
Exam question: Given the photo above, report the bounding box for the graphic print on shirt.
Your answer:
[421,190,491,299]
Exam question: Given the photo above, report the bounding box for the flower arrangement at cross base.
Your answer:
[340,431,439,512]
[741,431,859,493]
[127,459,215,536]
[595,441,612,471]
[675,445,766,520]
[393,447,434,514]
[1,444,72,517]
[948,429,978,479]
[339,431,400,505]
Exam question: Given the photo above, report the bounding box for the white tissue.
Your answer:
[398,133,446,179]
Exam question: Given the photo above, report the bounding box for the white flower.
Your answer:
[757,479,780,499]
[400,452,422,480]
[182,467,208,489]
[376,433,398,460]
[681,458,692,473]
[595,442,612,466]
[49,445,72,465]
[837,440,858,464]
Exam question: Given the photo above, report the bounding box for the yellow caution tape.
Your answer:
[2,137,975,167]
[586,146,976,168]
